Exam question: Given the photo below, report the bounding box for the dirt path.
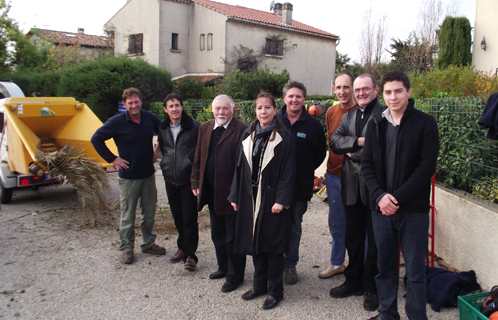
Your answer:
[0,169,460,319]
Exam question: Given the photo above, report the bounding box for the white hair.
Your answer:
[212,94,235,111]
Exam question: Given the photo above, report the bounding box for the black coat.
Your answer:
[478,92,498,140]
[361,99,439,213]
[229,124,296,255]
[278,105,326,202]
[330,99,385,206]
[158,110,200,186]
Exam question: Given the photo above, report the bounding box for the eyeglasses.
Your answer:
[354,87,373,94]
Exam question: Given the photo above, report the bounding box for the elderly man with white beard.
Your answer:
[191,95,249,293]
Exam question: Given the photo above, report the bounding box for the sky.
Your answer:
[8,0,476,62]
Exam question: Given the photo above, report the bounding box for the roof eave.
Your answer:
[227,17,339,41]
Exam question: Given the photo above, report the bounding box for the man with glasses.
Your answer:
[362,71,439,320]
[330,74,385,312]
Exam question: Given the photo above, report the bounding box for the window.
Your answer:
[172,33,179,50]
[207,33,213,51]
[265,38,284,55]
[237,59,257,72]
[128,34,143,54]
[200,34,205,51]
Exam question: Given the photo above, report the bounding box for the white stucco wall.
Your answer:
[434,186,498,291]
[472,0,498,75]
[187,4,227,74]
[158,0,190,76]
[225,22,336,96]
[106,0,161,65]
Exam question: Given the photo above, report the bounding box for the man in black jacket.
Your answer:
[278,80,326,284]
[330,74,384,312]
[362,71,439,320]
[157,93,200,271]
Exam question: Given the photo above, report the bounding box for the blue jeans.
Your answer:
[325,173,346,266]
[372,211,429,320]
[284,201,307,269]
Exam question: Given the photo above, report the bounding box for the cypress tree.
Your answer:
[437,16,472,69]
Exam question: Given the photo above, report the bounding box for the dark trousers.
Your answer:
[253,253,284,299]
[165,182,199,263]
[343,198,378,294]
[206,185,246,284]
[372,211,429,320]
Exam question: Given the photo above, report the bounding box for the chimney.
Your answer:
[78,28,84,34]
[282,3,293,25]
[274,3,282,16]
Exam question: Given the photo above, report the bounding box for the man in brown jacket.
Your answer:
[191,94,249,293]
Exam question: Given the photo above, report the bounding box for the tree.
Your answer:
[335,51,365,77]
[0,0,22,72]
[387,32,433,72]
[416,0,443,52]
[437,16,472,69]
[358,7,388,78]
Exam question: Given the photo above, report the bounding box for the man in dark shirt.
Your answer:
[278,80,326,285]
[91,87,165,265]
[330,74,384,312]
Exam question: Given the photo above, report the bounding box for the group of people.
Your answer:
[91,70,439,319]
[321,71,439,320]
[91,80,325,310]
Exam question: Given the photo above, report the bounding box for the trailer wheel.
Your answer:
[0,183,13,204]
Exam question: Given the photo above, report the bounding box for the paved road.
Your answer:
[0,169,461,319]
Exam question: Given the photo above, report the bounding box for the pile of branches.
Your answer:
[36,145,117,212]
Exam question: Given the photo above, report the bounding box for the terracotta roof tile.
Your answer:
[192,0,338,39]
[28,28,110,48]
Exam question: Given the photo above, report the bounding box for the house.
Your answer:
[27,28,112,57]
[472,0,498,75]
[105,0,339,95]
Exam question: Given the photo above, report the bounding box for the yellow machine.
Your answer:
[0,82,117,203]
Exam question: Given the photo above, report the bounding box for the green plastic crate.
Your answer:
[458,292,491,320]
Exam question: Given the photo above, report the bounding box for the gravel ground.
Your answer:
[0,167,461,319]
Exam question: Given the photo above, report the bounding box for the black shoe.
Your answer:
[329,282,364,298]
[262,295,283,309]
[241,288,268,301]
[221,281,241,293]
[209,270,227,280]
[364,292,379,311]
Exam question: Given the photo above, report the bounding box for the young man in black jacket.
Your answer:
[361,71,439,320]
[157,93,200,271]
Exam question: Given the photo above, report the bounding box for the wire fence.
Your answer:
[417,96,498,206]
[174,96,498,206]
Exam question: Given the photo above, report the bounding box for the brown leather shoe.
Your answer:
[184,256,196,271]
[319,264,345,279]
[121,251,134,264]
[169,250,186,263]
[141,244,166,256]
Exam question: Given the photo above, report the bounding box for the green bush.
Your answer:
[417,97,498,195]
[57,56,173,122]
[1,69,60,96]
[220,68,290,100]
[173,77,208,100]
[409,65,498,99]
[2,57,173,122]
[472,178,498,204]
